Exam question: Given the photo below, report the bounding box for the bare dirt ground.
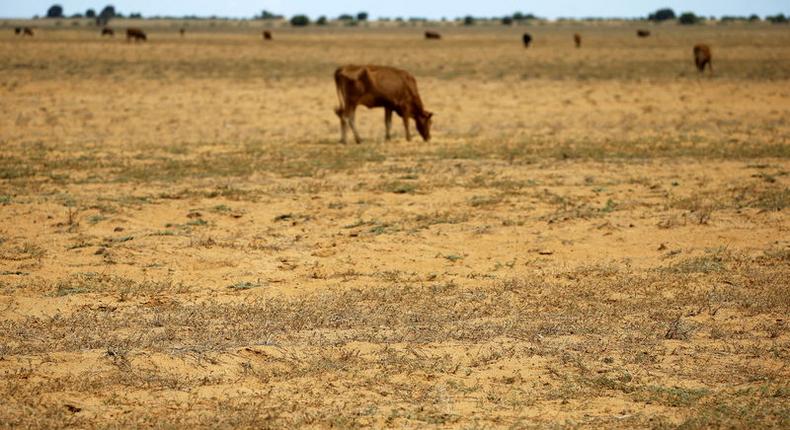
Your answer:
[0,22,788,428]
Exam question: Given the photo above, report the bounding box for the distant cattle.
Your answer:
[522,33,532,48]
[179,28,185,37]
[693,44,712,74]
[262,30,272,40]
[126,28,147,42]
[334,65,433,144]
[101,27,114,37]
[574,33,581,48]
[425,31,441,40]
[637,29,650,38]
[17,27,34,36]
[14,27,21,35]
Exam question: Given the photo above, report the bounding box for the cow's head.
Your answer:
[415,111,433,142]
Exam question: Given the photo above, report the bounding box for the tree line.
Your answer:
[42,5,788,27]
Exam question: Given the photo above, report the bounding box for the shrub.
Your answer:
[678,12,701,25]
[290,15,310,27]
[648,8,676,21]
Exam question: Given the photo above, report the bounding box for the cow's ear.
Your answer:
[426,111,433,119]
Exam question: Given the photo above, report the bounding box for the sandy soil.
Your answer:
[0,22,788,428]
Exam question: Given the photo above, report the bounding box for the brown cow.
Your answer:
[334,65,433,144]
[23,27,34,36]
[574,33,581,48]
[262,30,272,40]
[179,28,185,37]
[522,33,532,48]
[101,27,114,36]
[14,27,21,35]
[637,29,650,38]
[693,44,712,74]
[424,31,441,40]
[126,28,147,42]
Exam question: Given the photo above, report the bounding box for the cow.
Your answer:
[425,31,441,40]
[101,27,114,37]
[574,33,582,48]
[262,30,272,40]
[637,29,650,38]
[693,44,712,74]
[179,28,185,37]
[14,27,21,35]
[334,65,433,144]
[522,33,532,48]
[126,28,147,42]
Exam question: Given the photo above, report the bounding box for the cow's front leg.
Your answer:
[348,110,362,144]
[402,116,411,142]
[335,108,348,144]
[384,108,393,141]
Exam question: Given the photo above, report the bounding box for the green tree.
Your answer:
[678,12,701,25]
[290,15,310,27]
[46,4,64,18]
[648,8,676,21]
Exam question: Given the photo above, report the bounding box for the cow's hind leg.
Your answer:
[384,108,393,141]
[402,116,411,142]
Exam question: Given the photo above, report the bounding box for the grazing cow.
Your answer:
[637,29,650,38]
[522,33,532,48]
[574,33,582,48]
[126,28,147,42]
[14,27,21,35]
[693,44,712,74]
[179,28,185,37]
[262,30,272,40]
[101,27,114,37]
[424,31,441,40]
[334,65,433,144]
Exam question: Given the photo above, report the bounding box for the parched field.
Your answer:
[0,21,789,428]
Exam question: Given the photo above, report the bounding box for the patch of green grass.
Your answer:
[0,195,11,205]
[228,281,263,291]
[600,199,618,213]
[380,181,417,194]
[87,214,106,225]
[187,219,208,227]
[633,385,710,407]
[444,254,463,262]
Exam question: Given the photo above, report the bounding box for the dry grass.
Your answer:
[0,20,788,428]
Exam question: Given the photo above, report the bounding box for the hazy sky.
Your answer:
[1,1,787,19]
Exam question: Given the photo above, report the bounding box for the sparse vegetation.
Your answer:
[0,21,788,429]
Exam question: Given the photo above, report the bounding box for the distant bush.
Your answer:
[316,16,327,26]
[260,10,283,20]
[47,4,64,18]
[749,14,761,21]
[290,15,310,27]
[129,12,142,19]
[85,9,95,18]
[678,12,701,25]
[463,16,475,26]
[357,12,368,21]
[766,14,788,24]
[648,8,676,21]
[338,14,354,21]
[501,16,513,25]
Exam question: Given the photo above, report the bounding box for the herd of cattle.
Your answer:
[10,25,714,144]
